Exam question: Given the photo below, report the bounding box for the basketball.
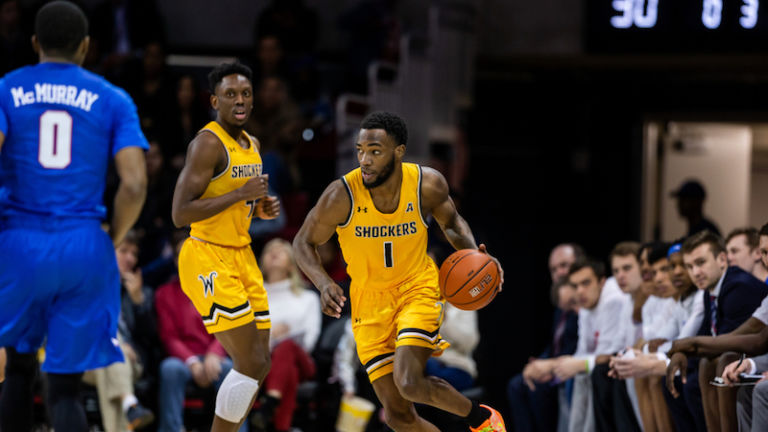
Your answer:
[439,249,500,311]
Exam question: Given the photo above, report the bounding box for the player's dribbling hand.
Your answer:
[256,195,281,220]
[478,244,504,292]
[239,174,270,200]
[320,283,346,318]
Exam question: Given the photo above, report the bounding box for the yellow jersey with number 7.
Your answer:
[189,121,263,247]
[336,163,437,290]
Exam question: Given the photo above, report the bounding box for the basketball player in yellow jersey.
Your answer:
[171,62,279,432]
[293,111,507,432]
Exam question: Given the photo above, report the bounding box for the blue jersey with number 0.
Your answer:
[0,62,148,219]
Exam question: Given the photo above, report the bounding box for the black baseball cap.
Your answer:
[671,179,706,199]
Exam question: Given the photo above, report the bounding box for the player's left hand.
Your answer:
[478,244,504,292]
[256,195,281,220]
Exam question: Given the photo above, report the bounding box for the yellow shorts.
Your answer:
[351,271,450,383]
[178,237,270,334]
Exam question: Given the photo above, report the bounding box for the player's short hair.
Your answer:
[726,227,759,250]
[568,259,606,281]
[610,241,640,263]
[682,230,726,257]
[360,111,408,146]
[208,61,253,94]
[648,242,672,265]
[638,241,663,261]
[35,1,88,57]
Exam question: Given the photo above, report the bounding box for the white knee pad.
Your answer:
[215,369,260,423]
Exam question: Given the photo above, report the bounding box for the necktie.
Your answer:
[553,312,567,356]
[710,294,718,336]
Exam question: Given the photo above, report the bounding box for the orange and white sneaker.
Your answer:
[469,404,506,432]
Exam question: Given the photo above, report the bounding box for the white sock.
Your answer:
[122,394,138,413]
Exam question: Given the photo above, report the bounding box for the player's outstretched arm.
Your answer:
[293,180,350,318]
[110,146,147,246]
[171,132,268,227]
[422,167,505,289]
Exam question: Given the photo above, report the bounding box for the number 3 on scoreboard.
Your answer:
[384,241,393,268]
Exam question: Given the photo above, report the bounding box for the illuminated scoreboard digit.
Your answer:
[586,0,768,53]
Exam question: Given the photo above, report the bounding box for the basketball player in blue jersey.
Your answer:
[0,2,148,431]
[293,111,507,432]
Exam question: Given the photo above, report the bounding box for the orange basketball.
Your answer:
[439,249,500,311]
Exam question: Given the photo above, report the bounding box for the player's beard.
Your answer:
[363,156,395,189]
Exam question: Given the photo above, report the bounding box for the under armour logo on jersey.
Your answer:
[228,147,236,152]
[354,317,362,324]
[406,202,414,213]
[357,206,368,213]
[198,272,218,298]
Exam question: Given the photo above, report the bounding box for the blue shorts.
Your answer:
[0,218,123,373]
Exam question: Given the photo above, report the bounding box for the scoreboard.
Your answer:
[586,0,768,53]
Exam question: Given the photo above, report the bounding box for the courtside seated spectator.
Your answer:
[508,243,582,432]
[250,238,321,432]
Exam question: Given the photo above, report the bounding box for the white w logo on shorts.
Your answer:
[198,272,218,298]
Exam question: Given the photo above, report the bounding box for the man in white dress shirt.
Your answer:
[551,260,630,432]
[610,243,703,431]
[665,230,768,432]
[590,242,645,432]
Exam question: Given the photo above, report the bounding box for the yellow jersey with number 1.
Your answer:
[189,121,263,247]
[336,163,437,291]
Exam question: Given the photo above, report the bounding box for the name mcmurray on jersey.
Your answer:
[10,83,99,111]
[354,222,418,238]
[231,163,262,179]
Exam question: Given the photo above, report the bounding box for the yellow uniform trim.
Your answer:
[189,121,263,247]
